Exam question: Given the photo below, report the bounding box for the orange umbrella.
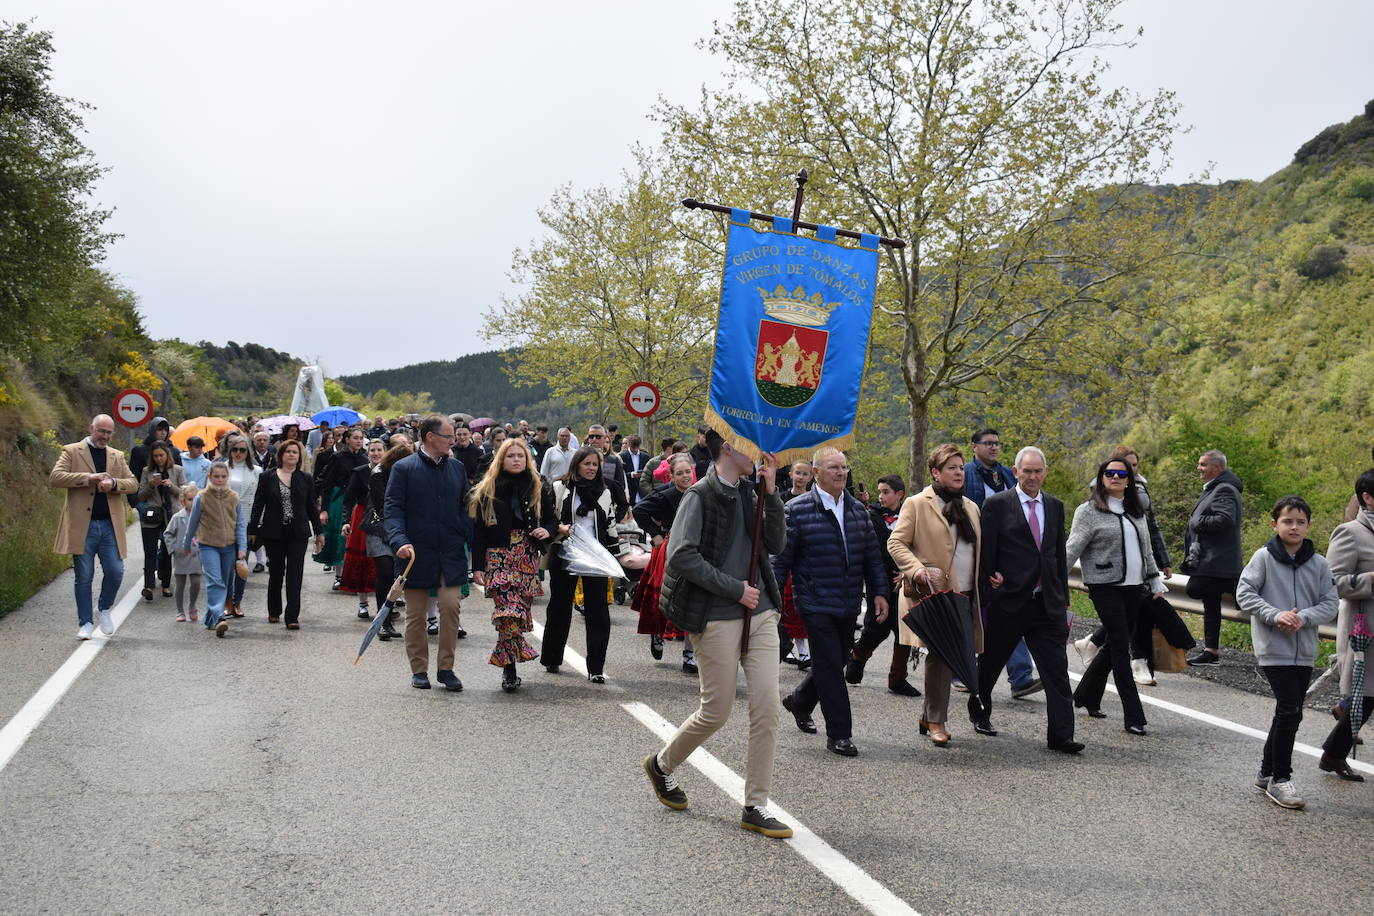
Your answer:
[170,416,237,451]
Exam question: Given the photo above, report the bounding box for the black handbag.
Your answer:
[141,498,168,527]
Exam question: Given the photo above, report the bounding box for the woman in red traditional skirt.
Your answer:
[631,454,698,673]
[339,437,386,618]
[470,437,557,692]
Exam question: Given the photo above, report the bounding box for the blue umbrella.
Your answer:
[313,407,362,427]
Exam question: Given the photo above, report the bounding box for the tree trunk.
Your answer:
[907,396,929,491]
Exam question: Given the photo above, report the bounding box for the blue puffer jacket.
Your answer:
[383,448,473,590]
[772,488,889,617]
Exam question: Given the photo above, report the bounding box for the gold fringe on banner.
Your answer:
[703,405,856,470]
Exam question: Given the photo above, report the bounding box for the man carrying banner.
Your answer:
[642,430,791,839]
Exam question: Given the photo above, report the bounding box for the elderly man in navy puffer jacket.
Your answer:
[773,448,890,757]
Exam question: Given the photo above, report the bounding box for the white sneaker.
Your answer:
[1131,658,1155,686]
[1265,779,1306,810]
[98,610,114,635]
[77,623,94,640]
[1073,636,1099,666]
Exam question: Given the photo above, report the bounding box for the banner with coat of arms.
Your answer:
[705,209,880,464]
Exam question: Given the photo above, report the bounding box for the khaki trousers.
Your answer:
[659,609,780,808]
[923,652,952,724]
[404,576,462,675]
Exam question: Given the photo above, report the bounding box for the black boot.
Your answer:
[378,610,400,641]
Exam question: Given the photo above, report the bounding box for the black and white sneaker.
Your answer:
[643,754,688,810]
[357,603,370,619]
[427,620,439,636]
[1186,650,1221,667]
[650,635,664,659]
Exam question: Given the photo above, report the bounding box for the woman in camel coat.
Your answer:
[888,443,983,747]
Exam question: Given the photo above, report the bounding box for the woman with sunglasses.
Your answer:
[1065,458,1166,735]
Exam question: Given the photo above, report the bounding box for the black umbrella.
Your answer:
[354,551,416,665]
[903,586,982,709]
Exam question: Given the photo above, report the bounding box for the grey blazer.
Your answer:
[1065,501,1160,587]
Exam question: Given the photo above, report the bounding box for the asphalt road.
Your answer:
[2,532,1370,915]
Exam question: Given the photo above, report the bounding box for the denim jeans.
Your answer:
[1007,639,1036,689]
[73,519,123,626]
[200,544,237,628]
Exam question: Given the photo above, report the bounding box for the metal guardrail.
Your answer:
[1067,566,1340,642]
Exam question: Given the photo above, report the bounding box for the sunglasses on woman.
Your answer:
[231,447,248,453]
[1102,468,1129,479]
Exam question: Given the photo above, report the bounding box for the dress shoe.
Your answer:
[972,720,998,737]
[1075,700,1107,719]
[457,626,467,639]
[919,719,950,747]
[650,635,664,660]
[544,664,560,673]
[827,738,858,757]
[378,624,400,641]
[781,694,817,734]
[888,679,921,697]
[1011,679,1044,699]
[252,562,265,573]
[1124,724,1147,736]
[844,657,866,685]
[1319,753,1365,781]
[435,670,464,692]
[1049,740,1085,754]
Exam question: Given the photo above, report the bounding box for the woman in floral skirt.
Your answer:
[469,437,557,692]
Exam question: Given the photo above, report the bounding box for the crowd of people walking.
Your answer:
[49,409,1374,836]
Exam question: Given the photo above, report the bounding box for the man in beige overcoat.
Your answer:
[49,415,139,639]
[888,442,983,747]
[1319,468,1374,778]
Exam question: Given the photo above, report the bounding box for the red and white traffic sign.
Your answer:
[624,381,660,418]
[113,388,155,428]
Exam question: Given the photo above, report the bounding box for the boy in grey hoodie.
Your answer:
[1236,495,1339,809]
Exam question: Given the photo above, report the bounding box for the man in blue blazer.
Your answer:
[773,448,890,757]
[970,446,1081,753]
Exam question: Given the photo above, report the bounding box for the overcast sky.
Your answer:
[23,0,1374,377]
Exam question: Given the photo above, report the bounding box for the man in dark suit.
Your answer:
[969,445,1082,754]
[619,434,651,506]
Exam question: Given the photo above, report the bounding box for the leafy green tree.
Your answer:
[659,0,1217,480]
[0,21,115,367]
[484,155,717,439]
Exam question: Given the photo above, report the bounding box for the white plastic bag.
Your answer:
[561,528,625,580]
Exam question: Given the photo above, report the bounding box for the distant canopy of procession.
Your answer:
[290,365,329,418]
[705,209,881,464]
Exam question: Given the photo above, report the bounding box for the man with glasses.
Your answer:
[586,425,629,508]
[384,415,472,692]
[963,429,1042,698]
[50,415,140,639]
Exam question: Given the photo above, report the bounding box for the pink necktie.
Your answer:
[1028,498,1042,549]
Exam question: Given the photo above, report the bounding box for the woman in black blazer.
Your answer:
[248,440,324,629]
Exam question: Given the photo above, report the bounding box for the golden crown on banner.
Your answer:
[756,284,838,328]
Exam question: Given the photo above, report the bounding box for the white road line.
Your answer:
[0,582,141,775]
[1067,670,1374,775]
[622,701,919,916]
[529,615,918,914]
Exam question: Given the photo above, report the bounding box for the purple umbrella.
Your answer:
[469,417,496,431]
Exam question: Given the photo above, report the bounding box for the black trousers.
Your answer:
[792,611,855,739]
[141,525,171,589]
[373,553,396,619]
[263,538,308,625]
[1259,665,1310,781]
[971,595,1075,746]
[1088,594,1196,663]
[1187,574,1236,651]
[1323,695,1374,761]
[541,566,610,676]
[853,593,897,657]
[1074,584,1147,728]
